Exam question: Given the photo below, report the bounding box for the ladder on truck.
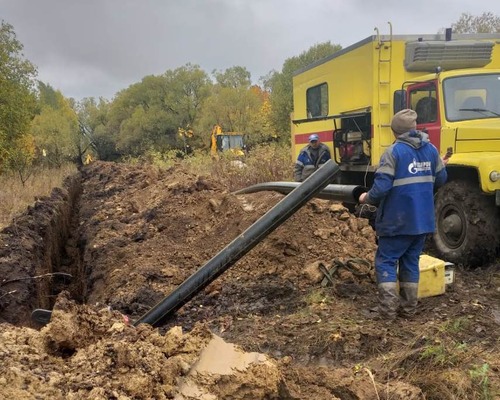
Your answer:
[375,23,393,146]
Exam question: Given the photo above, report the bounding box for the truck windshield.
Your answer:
[443,73,500,121]
[220,135,244,151]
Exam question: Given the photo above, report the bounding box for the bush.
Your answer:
[204,143,294,191]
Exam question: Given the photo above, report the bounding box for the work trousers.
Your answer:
[375,234,427,284]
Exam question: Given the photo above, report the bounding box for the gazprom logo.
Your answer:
[408,158,431,174]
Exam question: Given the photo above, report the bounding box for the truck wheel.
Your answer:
[433,181,499,266]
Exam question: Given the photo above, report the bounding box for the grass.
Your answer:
[419,341,468,367]
[382,321,498,400]
[187,143,295,191]
[0,163,77,229]
[304,288,330,306]
[470,363,493,400]
[436,315,472,335]
[125,143,295,192]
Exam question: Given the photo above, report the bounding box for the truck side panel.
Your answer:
[292,37,429,163]
[292,40,375,160]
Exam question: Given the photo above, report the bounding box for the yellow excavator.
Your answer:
[210,124,246,158]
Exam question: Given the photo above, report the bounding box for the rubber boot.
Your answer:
[377,282,399,320]
[399,282,419,318]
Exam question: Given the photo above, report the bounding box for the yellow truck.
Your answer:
[291,27,500,266]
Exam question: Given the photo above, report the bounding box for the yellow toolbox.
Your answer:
[417,254,446,298]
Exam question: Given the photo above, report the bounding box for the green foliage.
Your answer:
[196,66,276,150]
[265,42,341,142]
[30,87,79,167]
[469,363,492,400]
[119,104,174,155]
[37,82,61,110]
[108,77,172,155]
[420,341,468,367]
[244,94,278,146]
[439,316,470,333]
[7,135,36,185]
[451,12,500,33]
[197,85,262,134]
[76,97,114,160]
[213,66,251,88]
[163,63,213,127]
[107,64,212,157]
[0,22,37,93]
[0,21,37,171]
[86,63,281,159]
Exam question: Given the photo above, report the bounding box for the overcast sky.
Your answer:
[2,0,499,101]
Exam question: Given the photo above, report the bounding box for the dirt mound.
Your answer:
[1,292,281,399]
[1,160,499,399]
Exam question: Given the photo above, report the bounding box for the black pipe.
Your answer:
[233,182,367,203]
[134,160,341,327]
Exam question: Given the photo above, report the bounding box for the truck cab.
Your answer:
[403,70,500,265]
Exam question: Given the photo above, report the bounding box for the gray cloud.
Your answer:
[1,0,498,100]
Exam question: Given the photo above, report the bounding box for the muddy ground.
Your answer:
[0,160,499,399]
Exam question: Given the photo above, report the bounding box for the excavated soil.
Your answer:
[0,160,499,399]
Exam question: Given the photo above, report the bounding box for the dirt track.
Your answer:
[0,161,499,399]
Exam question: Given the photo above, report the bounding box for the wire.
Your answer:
[358,203,377,214]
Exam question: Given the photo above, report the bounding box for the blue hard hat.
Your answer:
[308,134,319,142]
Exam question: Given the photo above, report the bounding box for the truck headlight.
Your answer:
[490,171,499,182]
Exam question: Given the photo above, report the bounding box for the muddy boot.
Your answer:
[399,282,419,318]
[377,282,399,320]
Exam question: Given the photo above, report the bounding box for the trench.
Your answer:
[0,173,86,327]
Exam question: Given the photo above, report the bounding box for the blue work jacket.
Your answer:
[294,143,331,182]
[365,130,447,236]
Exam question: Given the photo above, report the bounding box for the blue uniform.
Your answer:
[365,130,447,283]
[294,143,331,182]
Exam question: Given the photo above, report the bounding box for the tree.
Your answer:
[212,66,251,89]
[451,12,500,33]
[106,75,169,156]
[38,81,61,109]
[246,88,278,146]
[30,85,80,167]
[163,63,213,135]
[0,21,37,171]
[76,97,114,160]
[198,85,262,131]
[8,134,36,185]
[196,67,264,148]
[107,64,212,157]
[265,42,341,143]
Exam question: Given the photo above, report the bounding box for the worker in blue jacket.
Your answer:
[359,109,448,320]
[294,134,331,182]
